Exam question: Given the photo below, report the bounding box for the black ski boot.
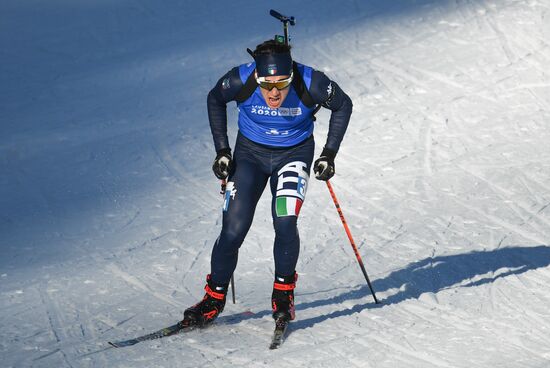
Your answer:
[271,272,298,322]
[183,275,228,327]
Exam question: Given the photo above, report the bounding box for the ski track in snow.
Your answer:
[2,0,550,367]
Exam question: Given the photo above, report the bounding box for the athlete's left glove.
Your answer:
[212,148,232,180]
[313,148,336,181]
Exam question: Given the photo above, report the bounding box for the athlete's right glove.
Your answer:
[313,148,336,181]
[212,148,232,180]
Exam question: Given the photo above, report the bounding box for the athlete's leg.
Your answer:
[268,139,314,321]
[269,139,314,276]
[210,155,268,284]
[186,139,268,324]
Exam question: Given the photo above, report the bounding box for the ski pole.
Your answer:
[326,180,380,304]
[220,178,237,304]
[230,275,236,304]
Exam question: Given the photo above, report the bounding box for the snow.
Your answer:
[1,0,550,367]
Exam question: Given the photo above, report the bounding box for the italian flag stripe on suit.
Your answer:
[276,197,303,217]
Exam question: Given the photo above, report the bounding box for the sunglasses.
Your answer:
[255,72,293,91]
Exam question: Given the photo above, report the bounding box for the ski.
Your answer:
[108,310,254,348]
[108,319,197,348]
[269,318,289,349]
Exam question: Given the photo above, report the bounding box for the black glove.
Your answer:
[313,148,336,181]
[212,148,232,180]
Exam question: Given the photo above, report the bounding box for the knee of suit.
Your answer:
[273,216,298,239]
[218,223,248,251]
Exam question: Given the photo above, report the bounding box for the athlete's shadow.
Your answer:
[288,245,550,331]
[221,245,550,332]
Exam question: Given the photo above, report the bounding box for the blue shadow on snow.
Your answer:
[293,245,550,330]
[219,245,550,332]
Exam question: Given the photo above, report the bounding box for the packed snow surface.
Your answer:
[1,0,550,367]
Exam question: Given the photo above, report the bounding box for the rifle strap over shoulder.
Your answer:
[234,71,258,103]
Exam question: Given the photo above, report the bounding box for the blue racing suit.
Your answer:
[207,61,353,284]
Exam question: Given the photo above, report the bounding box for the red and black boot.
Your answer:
[271,272,298,322]
[183,275,228,327]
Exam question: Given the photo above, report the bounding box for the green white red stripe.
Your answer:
[276,196,303,217]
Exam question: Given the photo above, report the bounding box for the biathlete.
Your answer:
[183,38,353,326]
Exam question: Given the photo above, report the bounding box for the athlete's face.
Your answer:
[259,74,291,109]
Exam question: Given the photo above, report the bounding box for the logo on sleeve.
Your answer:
[222,78,231,90]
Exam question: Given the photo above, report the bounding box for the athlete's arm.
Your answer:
[308,70,353,154]
[207,67,244,152]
